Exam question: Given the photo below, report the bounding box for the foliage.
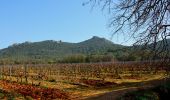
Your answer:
[0,36,122,64]
[0,36,169,64]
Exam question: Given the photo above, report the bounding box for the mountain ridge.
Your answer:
[0,36,169,64]
[0,36,123,63]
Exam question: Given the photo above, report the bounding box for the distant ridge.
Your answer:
[0,36,169,63]
[0,36,123,62]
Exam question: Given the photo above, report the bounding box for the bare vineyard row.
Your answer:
[0,61,169,84]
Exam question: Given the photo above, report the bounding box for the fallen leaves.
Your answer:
[0,80,69,100]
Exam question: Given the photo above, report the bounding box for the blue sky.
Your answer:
[0,0,132,49]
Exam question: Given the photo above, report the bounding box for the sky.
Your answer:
[0,0,133,49]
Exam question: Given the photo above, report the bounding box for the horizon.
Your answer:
[0,36,127,50]
[0,0,134,49]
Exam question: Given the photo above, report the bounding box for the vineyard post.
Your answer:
[20,65,24,83]
[5,65,7,80]
[16,66,19,82]
[9,65,12,81]
[2,65,4,80]
[24,64,28,83]
[0,65,2,79]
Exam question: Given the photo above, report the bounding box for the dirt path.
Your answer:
[86,86,152,100]
[86,78,169,100]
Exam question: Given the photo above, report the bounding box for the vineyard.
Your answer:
[0,61,169,99]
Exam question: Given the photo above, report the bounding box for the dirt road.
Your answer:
[86,78,168,100]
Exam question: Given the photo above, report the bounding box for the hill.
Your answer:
[0,36,123,63]
[0,37,169,64]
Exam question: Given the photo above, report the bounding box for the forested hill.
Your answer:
[0,36,123,63]
[0,36,169,64]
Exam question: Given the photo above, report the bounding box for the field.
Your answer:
[0,61,169,100]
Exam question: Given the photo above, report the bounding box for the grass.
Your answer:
[119,79,170,100]
[120,91,159,100]
[0,89,27,100]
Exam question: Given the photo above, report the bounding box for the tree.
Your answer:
[85,0,170,59]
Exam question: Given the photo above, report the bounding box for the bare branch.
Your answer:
[87,0,170,59]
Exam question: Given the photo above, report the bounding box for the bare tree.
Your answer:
[85,0,170,59]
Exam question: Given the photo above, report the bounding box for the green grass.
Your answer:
[120,80,170,100]
[120,90,159,100]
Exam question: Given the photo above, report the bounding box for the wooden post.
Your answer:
[9,65,12,81]
[0,65,2,79]
[24,64,28,83]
